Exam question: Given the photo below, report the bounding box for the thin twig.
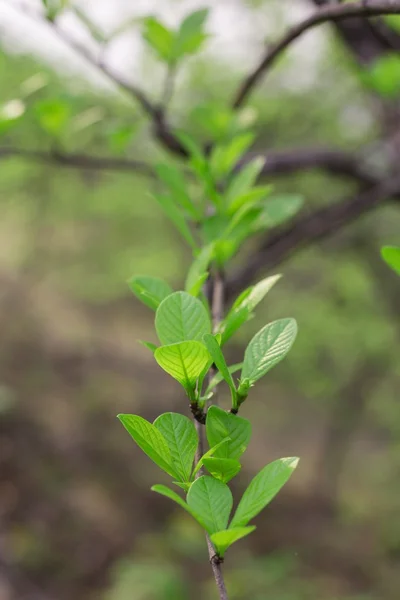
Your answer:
[160,65,178,113]
[233,0,400,108]
[7,0,186,156]
[0,147,156,178]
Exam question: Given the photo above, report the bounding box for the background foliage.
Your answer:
[0,1,399,599]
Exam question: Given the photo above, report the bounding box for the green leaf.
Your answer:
[153,413,198,482]
[142,16,175,63]
[255,195,303,229]
[210,526,256,557]
[155,163,199,219]
[42,0,67,20]
[187,273,208,297]
[203,334,237,409]
[241,318,298,384]
[230,457,299,528]
[154,341,210,398]
[187,475,232,535]
[139,340,158,353]
[152,193,197,250]
[219,274,281,344]
[204,363,243,396]
[210,132,255,178]
[107,123,137,154]
[128,275,173,311]
[155,291,211,345]
[203,457,241,483]
[381,245,400,275]
[0,99,25,136]
[225,156,265,209]
[118,414,177,478]
[34,98,70,136]
[192,438,230,478]
[364,53,400,98]
[185,245,214,295]
[206,406,251,460]
[173,9,209,59]
[228,185,273,215]
[151,484,202,522]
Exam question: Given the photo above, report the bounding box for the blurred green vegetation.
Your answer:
[0,1,400,599]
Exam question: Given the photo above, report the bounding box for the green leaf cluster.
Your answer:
[119,409,298,557]
[119,110,300,559]
[142,9,209,65]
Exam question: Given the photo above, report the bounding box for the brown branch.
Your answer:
[310,0,400,64]
[0,147,155,178]
[241,147,378,186]
[227,175,400,297]
[1,145,379,189]
[233,0,400,109]
[8,1,186,157]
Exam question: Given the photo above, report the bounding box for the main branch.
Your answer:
[193,270,228,600]
[233,0,400,108]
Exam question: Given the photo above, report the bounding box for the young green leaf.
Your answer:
[187,475,232,535]
[230,457,299,528]
[139,340,158,353]
[219,274,281,344]
[0,99,25,136]
[185,245,214,295]
[151,484,202,522]
[254,195,303,229]
[241,318,298,384]
[118,414,177,478]
[34,98,70,137]
[173,9,209,59]
[142,17,175,63]
[187,272,208,298]
[203,457,241,483]
[203,334,238,409]
[153,413,198,482]
[381,245,400,275]
[155,291,211,345]
[155,163,199,219]
[128,275,173,311]
[154,341,210,398]
[206,406,251,460]
[192,438,230,478]
[152,193,197,250]
[227,185,273,215]
[210,132,255,179]
[204,363,243,396]
[225,156,265,209]
[210,526,256,558]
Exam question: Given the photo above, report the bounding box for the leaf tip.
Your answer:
[286,456,300,469]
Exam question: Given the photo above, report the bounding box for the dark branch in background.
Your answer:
[1,145,378,187]
[311,0,400,64]
[241,147,378,186]
[0,147,155,178]
[227,175,400,297]
[233,0,400,108]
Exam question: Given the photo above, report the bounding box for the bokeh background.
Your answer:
[1,1,399,599]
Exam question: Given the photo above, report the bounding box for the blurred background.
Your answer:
[0,0,399,599]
